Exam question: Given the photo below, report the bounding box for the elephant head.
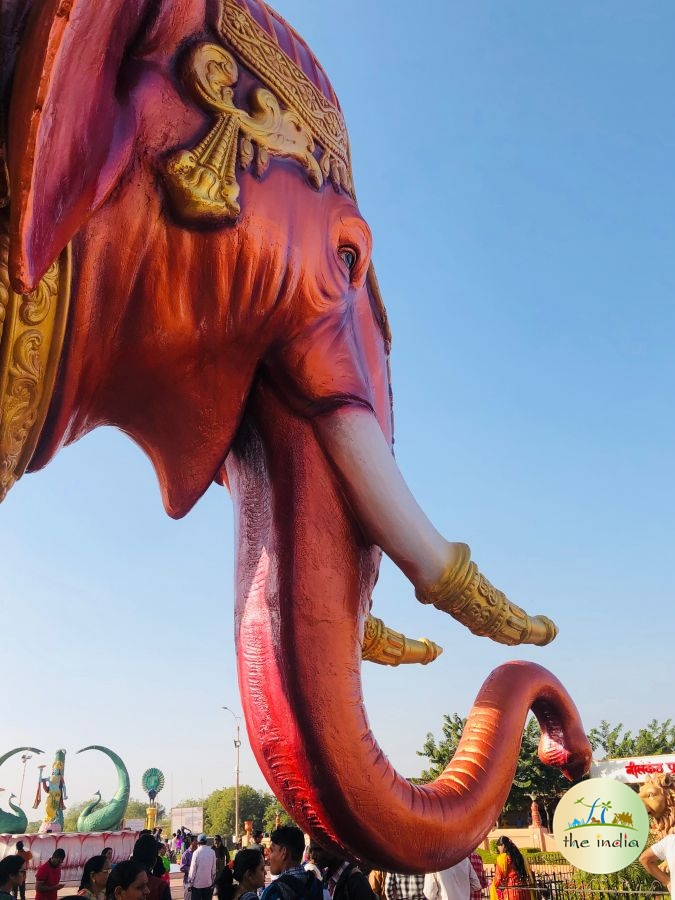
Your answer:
[0,0,591,870]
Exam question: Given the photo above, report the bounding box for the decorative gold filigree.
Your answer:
[164,0,355,222]
[219,0,352,196]
[0,217,70,502]
[164,42,328,221]
[361,613,443,666]
[415,544,558,646]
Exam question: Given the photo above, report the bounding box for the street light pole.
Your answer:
[19,754,32,805]
[221,706,241,846]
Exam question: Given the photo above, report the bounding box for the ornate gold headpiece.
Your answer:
[0,216,70,502]
[164,0,354,222]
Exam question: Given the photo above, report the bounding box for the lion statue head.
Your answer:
[639,773,675,839]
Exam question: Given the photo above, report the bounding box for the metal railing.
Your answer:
[478,862,668,900]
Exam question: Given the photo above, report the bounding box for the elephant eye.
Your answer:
[338,246,357,272]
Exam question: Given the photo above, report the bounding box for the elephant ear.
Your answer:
[7,0,154,292]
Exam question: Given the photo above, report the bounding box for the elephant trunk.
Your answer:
[227,382,590,871]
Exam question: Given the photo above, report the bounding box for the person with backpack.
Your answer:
[307,843,375,900]
[261,827,323,900]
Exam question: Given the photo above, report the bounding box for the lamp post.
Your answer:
[221,706,241,846]
[19,753,32,805]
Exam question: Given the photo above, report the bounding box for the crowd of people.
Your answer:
[0,829,542,900]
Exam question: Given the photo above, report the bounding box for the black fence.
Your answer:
[478,863,668,900]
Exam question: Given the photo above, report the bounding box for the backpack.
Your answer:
[344,868,372,900]
[274,872,324,900]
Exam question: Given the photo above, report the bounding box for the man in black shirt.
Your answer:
[308,842,375,900]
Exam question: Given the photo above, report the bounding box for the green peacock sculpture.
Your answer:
[0,747,43,834]
[76,746,130,832]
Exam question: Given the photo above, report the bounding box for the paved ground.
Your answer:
[170,872,186,900]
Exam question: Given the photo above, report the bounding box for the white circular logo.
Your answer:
[553,778,649,874]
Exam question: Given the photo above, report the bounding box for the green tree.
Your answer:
[262,798,297,833]
[203,786,268,838]
[589,719,675,757]
[125,798,166,821]
[633,719,675,755]
[588,721,639,758]
[63,802,88,833]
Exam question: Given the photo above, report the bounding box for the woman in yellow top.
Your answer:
[489,837,535,900]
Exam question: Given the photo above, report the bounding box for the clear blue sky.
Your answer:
[2,1,674,815]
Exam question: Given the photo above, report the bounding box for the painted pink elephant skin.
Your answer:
[0,832,139,884]
[0,0,592,871]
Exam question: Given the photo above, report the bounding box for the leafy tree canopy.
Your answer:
[262,798,296,833]
[63,801,88,833]
[200,786,298,838]
[588,719,675,758]
[171,787,296,839]
[204,785,267,837]
[127,798,166,821]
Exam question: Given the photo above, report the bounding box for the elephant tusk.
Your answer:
[416,544,558,647]
[361,613,442,665]
[314,407,557,647]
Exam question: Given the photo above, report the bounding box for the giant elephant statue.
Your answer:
[0,0,591,871]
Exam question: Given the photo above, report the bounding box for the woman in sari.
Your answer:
[79,855,113,900]
[489,837,535,900]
